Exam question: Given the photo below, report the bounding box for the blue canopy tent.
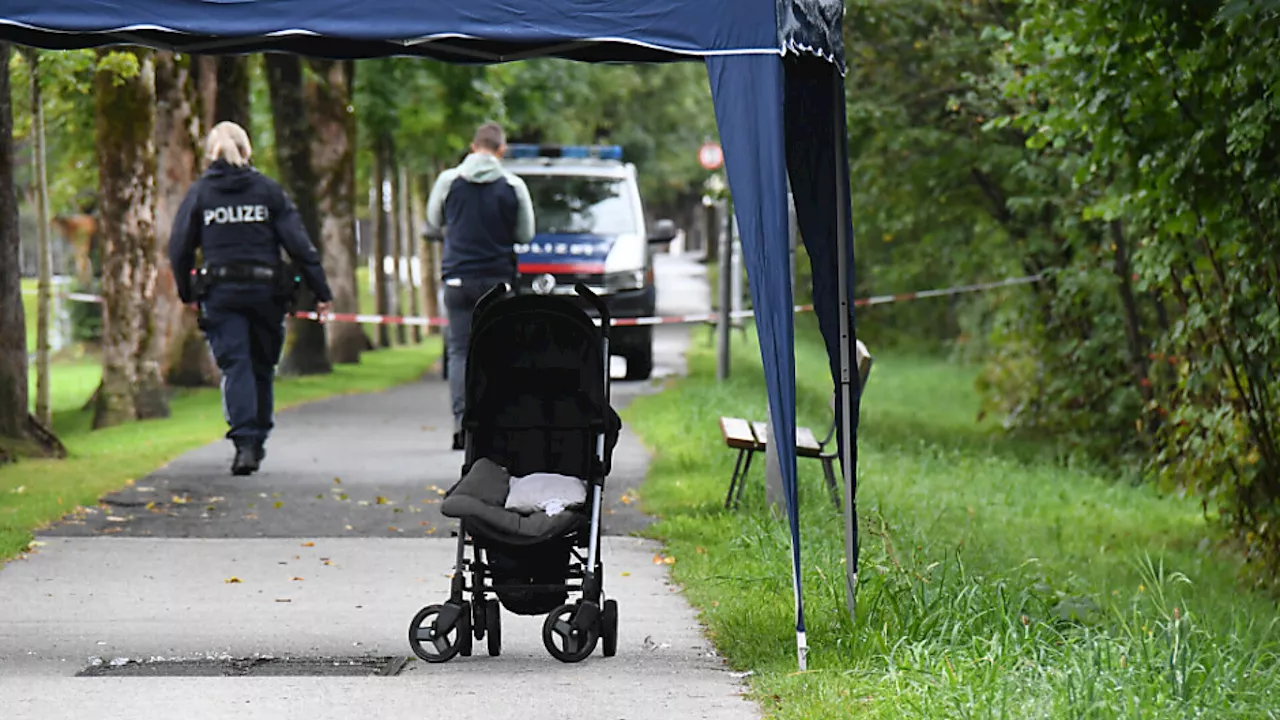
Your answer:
[0,0,863,669]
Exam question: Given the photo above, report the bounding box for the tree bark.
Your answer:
[1109,220,1151,404]
[214,56,252,133]
[401,165,423,343]
[26,49,53,427]
[266,53,332,376]
[192,56,218,134]
[305,58,364,364]
[415,173,440,328]
[93,49,170,429]
[0,42,32,456]
[390,153,407,345]
[156,51,219,388]
[373,136,392,348]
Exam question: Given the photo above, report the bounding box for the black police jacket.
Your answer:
[168,160,334,304]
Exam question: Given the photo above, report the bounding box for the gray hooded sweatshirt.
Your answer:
[426,152,535,281]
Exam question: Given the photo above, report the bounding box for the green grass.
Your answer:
[0,341,440,562]
[623,320,1280,719]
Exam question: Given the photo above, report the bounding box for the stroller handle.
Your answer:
[574,283,611,335]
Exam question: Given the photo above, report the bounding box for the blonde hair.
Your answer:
[205,121,252,167]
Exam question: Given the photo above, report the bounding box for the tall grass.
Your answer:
[623,322,1280,718]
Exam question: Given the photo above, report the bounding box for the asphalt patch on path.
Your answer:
[77,656,409,677]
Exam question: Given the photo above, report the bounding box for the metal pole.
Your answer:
[834,72,858,625]
[788,189,798,305]
[730,213,743,329]
[716,196,732,381]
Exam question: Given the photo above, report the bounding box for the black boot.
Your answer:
[452,418,464,451]
[232,443,260,476]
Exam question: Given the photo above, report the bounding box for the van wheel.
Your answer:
[623,348,653,381]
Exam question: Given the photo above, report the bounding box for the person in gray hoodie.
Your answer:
[426,121,536,449]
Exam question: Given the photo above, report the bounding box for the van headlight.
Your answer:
[604,270,646,291]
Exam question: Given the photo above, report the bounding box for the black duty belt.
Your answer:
[201,265,279,283]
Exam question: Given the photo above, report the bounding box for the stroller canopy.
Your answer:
[0,0,861,670]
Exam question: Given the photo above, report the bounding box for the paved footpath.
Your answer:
[0,254,760,720]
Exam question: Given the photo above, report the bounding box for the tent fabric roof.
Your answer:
[0,0,845,69]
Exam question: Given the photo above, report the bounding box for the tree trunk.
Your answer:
[373,136,392,348]
[155,51,219,388]
[305,58,364,364]
[266,53,332,376]
[1109,220,1151,404]
[192,55,218,133]
[93,49,170,430]
[0,42,30,457]
[415,173,439,329]
[26,49,53,427]
[401,165,423,343]
[390,153,407,345]
[214,56,252,133]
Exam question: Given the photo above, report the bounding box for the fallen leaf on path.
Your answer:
[344,525,354,531]
[145,501,157,512]
[301,542,315,547]
[357,500,370,506]
[171,495,189,505]
[333,477,342,485]
[663,556,676,565]
[275,599,291,603]
[621,572,631,577]
[106,516,127,522]
[388,526,401,533]
[292,577,304,581]
[273,501,284,510]
[421,499,439,505]
[375,496,391,505]
[435,488,446,496]
[224,577,242,584]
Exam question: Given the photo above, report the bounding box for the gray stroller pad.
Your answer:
[441,458,585,546]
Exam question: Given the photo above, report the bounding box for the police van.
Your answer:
[503,144,676,380]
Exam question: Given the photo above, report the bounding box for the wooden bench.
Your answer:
[718,340,873,512]
[720,416,839,511]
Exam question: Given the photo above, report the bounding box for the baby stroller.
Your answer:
[408,282,622,664]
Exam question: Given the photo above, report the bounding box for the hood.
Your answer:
[204,159,258,192]
[457,152,507,183]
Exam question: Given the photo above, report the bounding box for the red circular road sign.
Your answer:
[699,142,724,170]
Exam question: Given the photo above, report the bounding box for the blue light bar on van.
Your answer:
[506,144,623,161]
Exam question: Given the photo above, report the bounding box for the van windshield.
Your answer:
[520,175,639,236]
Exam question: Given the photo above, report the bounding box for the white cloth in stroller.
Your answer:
[505,472,587,516]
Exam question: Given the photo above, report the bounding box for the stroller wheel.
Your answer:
[486,601,502,657]
[542,603,599,663]
[408,603,468,663]
[601,599,618,657]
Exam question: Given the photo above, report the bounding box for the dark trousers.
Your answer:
[201,283,286,446]
[444,276,511,425]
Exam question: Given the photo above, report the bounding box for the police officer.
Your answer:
[425,122,535,450]
[169,121,334,476]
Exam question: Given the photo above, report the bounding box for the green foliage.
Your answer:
[349,58,716,211]
[846,0,1280,578]
[8,49,100,216]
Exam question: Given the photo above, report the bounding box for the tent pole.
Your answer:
[833,70,858,625]
[716,196,732,380]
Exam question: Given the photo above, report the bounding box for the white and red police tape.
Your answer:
[44,274,1041,328]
